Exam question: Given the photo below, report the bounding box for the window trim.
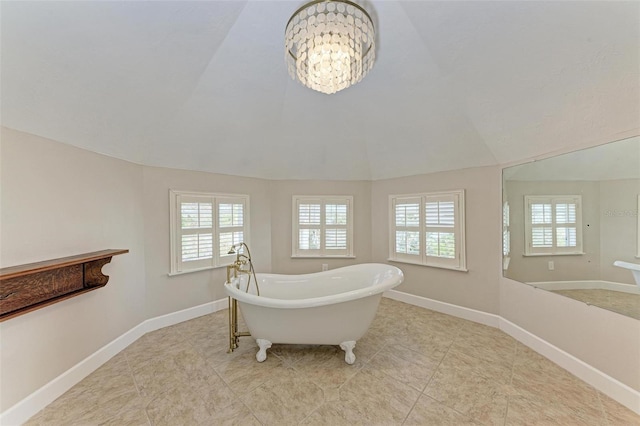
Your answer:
[291,195,354,258]
[169,190,250,275]
[523,195,583,256]
[388,190,467,271]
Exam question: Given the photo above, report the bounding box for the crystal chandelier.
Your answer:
[285,0,375,95]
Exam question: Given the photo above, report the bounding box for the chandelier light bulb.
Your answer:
[285,0,375,95]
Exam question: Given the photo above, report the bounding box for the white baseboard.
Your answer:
[384,289,502,328]
[144,298,228,333]
[499,319,640,414]
[383,290,640,415]
[0,298,229,426]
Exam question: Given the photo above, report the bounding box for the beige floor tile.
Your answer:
[333,365,422,424]
[599,392,640,425]
[439,347,514,384]
[425,367,511,425]
[36,389,145,426]
[300,399,376,425]
[269,343,323,365]
[98,407,151,426]
[130,354,188,398]
[400,328,453,360]
[505,394,604,426]
[144,385,211,426]
[367,344,440,391]
[240,367,325,424]
[204,399,262,426]
[404,394,479,425]
[451,326,517,366]
[510,372,605,424]
[350,331,388,363]
[290,345,364,390]
[21,298,640,426]
[215,350,287,395]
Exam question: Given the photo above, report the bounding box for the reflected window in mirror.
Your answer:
[524,195,583,256]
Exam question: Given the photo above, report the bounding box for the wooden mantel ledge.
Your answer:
[0,249,129,279]
[0,249,129,321]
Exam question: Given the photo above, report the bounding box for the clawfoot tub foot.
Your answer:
[340,341,356,364]
[256,339,272,362]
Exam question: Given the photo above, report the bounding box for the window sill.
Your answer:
[387,258,468,272]
[522,252,585,257]
[291,255,356,259]
[168,265,229,277]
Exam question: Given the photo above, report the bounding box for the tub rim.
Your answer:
[223,263,403,309]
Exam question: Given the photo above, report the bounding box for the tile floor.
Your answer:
[25,298,639,425]
[552,289,640,320]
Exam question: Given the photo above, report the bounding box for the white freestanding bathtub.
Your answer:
[223,263,403,364]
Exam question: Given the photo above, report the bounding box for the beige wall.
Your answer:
[0,128,147,411]
[504,180,601,283]
[371,166,503,314]
[269,180,372,274]
[141,166,272,318]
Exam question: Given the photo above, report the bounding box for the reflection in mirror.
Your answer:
[502,136,640,319]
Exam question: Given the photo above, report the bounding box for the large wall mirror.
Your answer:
[502,135,640,320]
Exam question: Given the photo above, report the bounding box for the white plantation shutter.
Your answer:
[392,197,421,260]
[503,202,511,256]
[525,195,582,255]
[217,198,246,263]
[424,193,463,268]
[425,197,456,259]
[324,201,348,254]
[293,196,353,257]
[297,200,322,255]
[390,190,466,270]
[177,195,214,270]
[170,191,249,274]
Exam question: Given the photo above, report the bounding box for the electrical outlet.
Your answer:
[548,261,554,271]
[322,264,329,271]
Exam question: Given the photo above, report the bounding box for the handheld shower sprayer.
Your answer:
[226,243,259,296]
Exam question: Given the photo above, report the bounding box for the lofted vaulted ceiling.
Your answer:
[1,1,639,180]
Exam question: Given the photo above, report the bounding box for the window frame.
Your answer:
[637,194,640,258]
[291,195,354,258]
[523,195,583,256]
[169,190,250,275]
[388,190,467,271]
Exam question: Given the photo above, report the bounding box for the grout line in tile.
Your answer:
[122,351,154,426]
[400,326,456,425]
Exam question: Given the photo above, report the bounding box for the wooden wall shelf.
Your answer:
[0,249,128,322]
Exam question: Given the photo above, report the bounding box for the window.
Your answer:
[524,195,582,256]
[503,201,511,257]
[170,190,249,274]
[389,190,466,270]
[292,196,353,257]
[637,195,640,258]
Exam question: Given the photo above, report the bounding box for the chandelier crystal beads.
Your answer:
[285,0,375,95]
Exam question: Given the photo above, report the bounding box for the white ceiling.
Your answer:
[2,1,639,180]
